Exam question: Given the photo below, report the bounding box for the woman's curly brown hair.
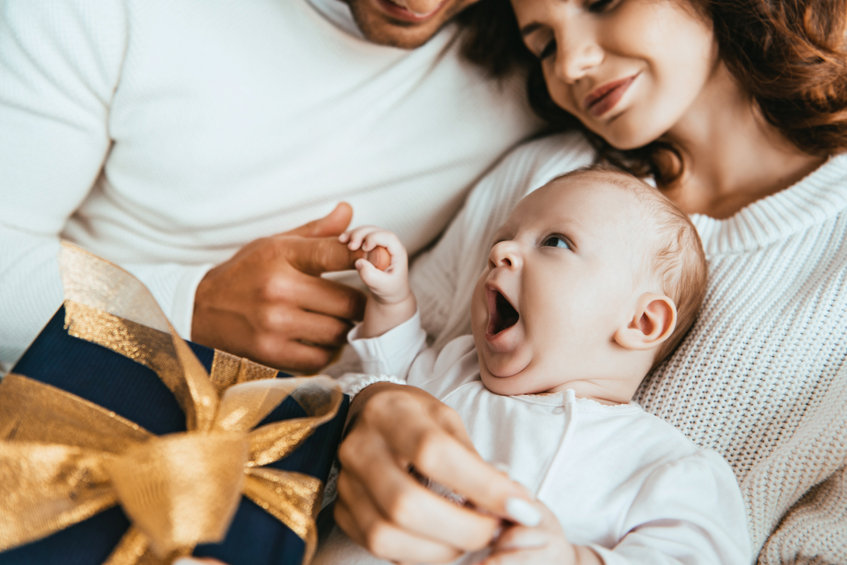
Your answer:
[459,0,847,184]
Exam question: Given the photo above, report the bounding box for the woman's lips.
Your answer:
[376,0,444,22]
[584,75,637,117]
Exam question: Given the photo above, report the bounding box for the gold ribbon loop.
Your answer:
[243,469,323,565]
[0,442,117,551]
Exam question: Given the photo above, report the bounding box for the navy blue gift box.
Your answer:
[1,306,348,565]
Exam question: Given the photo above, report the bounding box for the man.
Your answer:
[0,0,539,373]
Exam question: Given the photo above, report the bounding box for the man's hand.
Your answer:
[192,202,383,373]
[334,383,539,563]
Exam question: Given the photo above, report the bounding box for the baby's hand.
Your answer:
[340,226,410,305]
[478,500,594,565]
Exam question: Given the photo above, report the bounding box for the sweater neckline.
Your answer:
[691,152,847,254]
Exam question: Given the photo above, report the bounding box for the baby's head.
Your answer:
[470,167,706,402]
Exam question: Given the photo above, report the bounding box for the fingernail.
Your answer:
[173,559,200,565]
[505,497,541,527]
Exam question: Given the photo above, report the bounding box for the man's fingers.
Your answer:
[283,202,353,238]
[253,307,353,348]
[366,246,390,270]
[291,273,366,321]
[283,236,367,275]
[250,336,339,374]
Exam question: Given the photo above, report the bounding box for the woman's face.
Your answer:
[511,0,719,150]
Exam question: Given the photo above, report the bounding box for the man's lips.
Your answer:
[377,0,445,22]
[584,74,638,117]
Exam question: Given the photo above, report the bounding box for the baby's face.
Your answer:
[470,173,656,397]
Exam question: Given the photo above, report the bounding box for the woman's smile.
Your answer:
[584,74,639,117]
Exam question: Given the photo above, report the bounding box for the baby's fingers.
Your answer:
[491,526,549,552]
[355,258,397,290]
[340,226,383,250]
[479,529,555,565]
[482,508,580,565]
[359,230,405,256]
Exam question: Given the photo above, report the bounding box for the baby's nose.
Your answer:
[489,241,522,269]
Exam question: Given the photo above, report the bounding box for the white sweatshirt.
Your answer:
[0,0,539,370]
[315,316,751,565]
[410,133,847,563]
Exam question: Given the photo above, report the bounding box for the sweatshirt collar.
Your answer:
[306,0,364,38]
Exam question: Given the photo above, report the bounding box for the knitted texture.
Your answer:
[411,134,847,563]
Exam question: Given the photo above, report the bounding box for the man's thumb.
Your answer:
[284,202,353,238]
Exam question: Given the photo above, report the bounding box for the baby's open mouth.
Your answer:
[488,289,519,336]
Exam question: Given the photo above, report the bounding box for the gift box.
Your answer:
[0,244,349,565]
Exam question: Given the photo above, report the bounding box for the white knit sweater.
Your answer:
[410,133,847,563]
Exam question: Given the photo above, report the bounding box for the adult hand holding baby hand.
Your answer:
[191,202,384,373]
[340,226,408,305]
[334,382,541,563]
[480,501,601,565]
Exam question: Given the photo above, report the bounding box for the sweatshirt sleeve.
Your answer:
[591,450,752,565]
[347,311,428,379]
[0,0,127,369]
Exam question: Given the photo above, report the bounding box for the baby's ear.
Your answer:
[613,293,677,351]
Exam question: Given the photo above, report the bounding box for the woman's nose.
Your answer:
[553,21,603,83]
[489,241,522,269]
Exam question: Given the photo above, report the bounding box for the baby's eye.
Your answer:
[541,234,571,249]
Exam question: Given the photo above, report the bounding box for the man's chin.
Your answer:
[353,19,445,49]
[344,0,462,48]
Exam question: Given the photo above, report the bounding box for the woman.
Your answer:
[332,0,847,563]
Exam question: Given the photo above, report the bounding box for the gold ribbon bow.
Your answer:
[0,243,343,564]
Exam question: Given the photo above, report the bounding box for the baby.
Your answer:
[316,168,751,564]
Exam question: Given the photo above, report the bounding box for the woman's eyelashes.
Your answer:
[586,0,615,13]
[521,31,555,60]
[539,39,556,60]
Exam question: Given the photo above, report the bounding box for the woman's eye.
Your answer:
[541,235,571,249]
[587,0,615,13]
[538,39,556,60]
